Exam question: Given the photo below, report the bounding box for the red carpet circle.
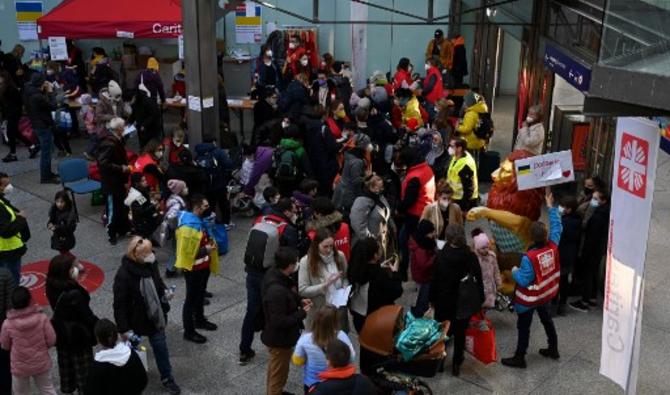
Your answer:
[20,260,105,306]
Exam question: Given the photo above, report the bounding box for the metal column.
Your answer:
[449,0,462,37]
[182,0,219,146]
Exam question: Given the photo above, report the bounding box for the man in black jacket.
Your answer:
[261,247,312,395]
[571,189,611,312]
[113,237,181,395]
[24,73,59,183]
[97,117,131,245]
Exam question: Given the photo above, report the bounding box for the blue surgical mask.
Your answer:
[590,198,599,208]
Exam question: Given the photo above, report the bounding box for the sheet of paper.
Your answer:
[227,99,243,106]
[188,95,201,112]
[48,37,67,61]
[540,163,563,181]
[123,124,137,136]
[327,285,352,308]
[202,96,214,109]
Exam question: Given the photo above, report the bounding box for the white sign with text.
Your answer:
[514,150,575,191]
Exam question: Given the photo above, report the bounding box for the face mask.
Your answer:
[2,184,14,194]
[431,143,440,150]
[526,116,534,124]
[318,79,327,87]
[558,206,565,215]
[290,213,298,224]
[267,97,277,107]
[408,65,413,72]
[173,139,182,147]
[425,64,430,71]
[590,198,600,208]
[155,151,164,159]
[143,252,156,264]
[335,110,346,119]
[70,266,79,280]
[265,50,273,57]
[300,59,309,67]
[448,147,456,156]
[439,199,450,209]
[366,143,374,153]
[281,121,290,129]
[289,42,297,49]
[47,69,55,76]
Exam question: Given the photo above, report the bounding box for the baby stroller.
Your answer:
[359,305,448,395]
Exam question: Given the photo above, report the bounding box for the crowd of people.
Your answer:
[0,28,612,395]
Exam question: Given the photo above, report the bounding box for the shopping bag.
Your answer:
[465,312,497,364]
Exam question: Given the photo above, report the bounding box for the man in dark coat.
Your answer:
[113,237,181,395]
[278,74,311,120]
[24,73,59,183]
[261,247,311,395]
[310,339,375,395]
[96,117,131,245]
[556,196,581,315]
[301,104,339,196]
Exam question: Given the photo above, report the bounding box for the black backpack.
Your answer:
[195,150,221,190]
[474,112,494,141]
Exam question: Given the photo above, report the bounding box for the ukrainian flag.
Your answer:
[16,2,42,22]
[517,164,531,175]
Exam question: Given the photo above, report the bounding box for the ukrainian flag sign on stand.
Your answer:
[235,1,262,44]
[16,1,43,41]
[514,150,575,191]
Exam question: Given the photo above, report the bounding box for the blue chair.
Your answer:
[58,158,102,220]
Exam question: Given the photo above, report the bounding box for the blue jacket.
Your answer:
[512,207,563,313]
[194,143,234,192]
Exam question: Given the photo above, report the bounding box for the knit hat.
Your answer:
[147,57,160,71]
[370,86,388,104]
[473,232,490,250]
[369,70,388,86]
[79,93,93,105]
[108,80,122,99]
[167,179,187,195]
[463,91,481,108]
[29,72,45,88]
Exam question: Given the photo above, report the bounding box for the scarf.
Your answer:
[318,364,356,380]
[139,275,166,331]
[426,145,444,166]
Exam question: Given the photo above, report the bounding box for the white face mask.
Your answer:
[289,42,297,49]
[439,199,450,209]
[366,143,374,153]
[590,198,600,208]
[2,183,14,194]
[265,50,273,57]
[447,146,456,156]
[143,252,156,263]
[70,266,79,280]
[281,121,290,129]
[47,69,56,76]
[424,64,430,71]
[264,60,272,66]
[300,59,309,67]
[155,151,164,159]
[526,116,534,124]
[173,139,182,147]
[290,213,298,224]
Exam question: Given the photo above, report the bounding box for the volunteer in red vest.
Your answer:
[447,137,479,211]
[133,139,165,194]
[397,147,436,281]
[501,190,562,369]
[306,197,351,261]
[284,35,307,78]
[422,58,444,106]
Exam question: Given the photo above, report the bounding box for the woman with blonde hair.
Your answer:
[298,228,349,329]
[292,305,355,393]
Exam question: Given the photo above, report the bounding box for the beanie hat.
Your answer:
[147,57,160,71]
[79,93,93,105]
[108,80,122,99]
[473,232,490,250]
[463,91,480,108]
[371,86,388,104]
[167,179,187,195]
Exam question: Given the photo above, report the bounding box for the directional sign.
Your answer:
[544,44,591,93]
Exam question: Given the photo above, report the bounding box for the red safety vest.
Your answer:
[423,66,444,104]
[307,222,351,261]
[401,162,436,218]
[514,242,561,307]
[134,154,160,192]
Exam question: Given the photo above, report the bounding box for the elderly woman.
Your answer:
[112,237,181,395]
[349,175,395,258]
[514,105,545,156]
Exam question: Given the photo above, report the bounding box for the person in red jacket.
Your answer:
[393,57,413,90]
[284,35,307,78]
[423,58,444,106]
[306,198,351,261]
[133,139,165,194]
[409,220,437,317]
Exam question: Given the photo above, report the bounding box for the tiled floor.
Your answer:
[2,100,669,394]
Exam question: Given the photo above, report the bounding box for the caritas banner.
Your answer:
[600,117,660,393]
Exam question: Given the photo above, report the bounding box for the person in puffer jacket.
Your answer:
[409,220,437,317]
[471,229,501,309]
[164,179,189,277]
[0,286,57,395]
[124,173,162,241]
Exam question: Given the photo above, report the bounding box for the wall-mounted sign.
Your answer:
[544,44,591,93]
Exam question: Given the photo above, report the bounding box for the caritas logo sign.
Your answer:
[617,132,649,198]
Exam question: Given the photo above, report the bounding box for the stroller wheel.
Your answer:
[410,380,433,395]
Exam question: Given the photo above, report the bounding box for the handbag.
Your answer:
[465,311,497,364]
[456,257,483,320]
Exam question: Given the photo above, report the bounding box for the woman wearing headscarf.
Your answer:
[426,130,450,181]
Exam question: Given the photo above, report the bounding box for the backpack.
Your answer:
[272,148,299,183]
[474,112,494,141]
[195,149,220,189]
[243,215,287,272]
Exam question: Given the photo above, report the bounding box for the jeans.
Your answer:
[183,268,210,334]
[148,330,173,381]
[34,127,54,181]
[166,236,176,272]
[582,252,602,302]
[106,191,130,240]
[0,257,21,285]
[239,269,264,354]
[398,216,419,281]
[412,283,431,318]
[515,304,558,355]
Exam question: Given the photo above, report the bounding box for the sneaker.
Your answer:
[239,350,256,365]
[204,291,213,298]
[183,331,207,344]
[195,319,218,331]
[539,348,560,360]
[569,301,590,313]
[161,377,181,395]
[501,354,527,369]
[2,154,17,163]
[28,145,39,159]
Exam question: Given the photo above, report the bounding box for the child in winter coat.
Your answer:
[409,220,438,317]
[472,229,501,309]
[80,94,98,161]
[124,173,162,241]
[47,191,83,271]
[85,319,148,395]
[0,287,57,395]
[164,179,189,277]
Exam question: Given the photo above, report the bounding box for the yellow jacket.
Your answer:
[425,38,453,69]
[456,101,488,150]
[175,212,219,274]
[403,96,424,127]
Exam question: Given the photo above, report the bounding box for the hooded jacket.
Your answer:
[46,282,98,350]
[425,38,454,69]
[476,250,501,308]
[420,201,463,240]
[349,193,394,251]
[261,267,306,348]
[113,256,168,336]
[333,150,367,212]
[0,305,56,377]
[302,111,339,192]
[456,100,488,150]
[48,203,77,251]
[194,142,234,192]
[124,187,161,238]
[306,211,351,261]
[244,146,275,196]
[85,342,148,395]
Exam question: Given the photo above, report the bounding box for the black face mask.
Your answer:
[202,208,213,218]
[584,186,594,195]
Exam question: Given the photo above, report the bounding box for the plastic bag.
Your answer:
[395,311,443,362]
[465,312,497,364]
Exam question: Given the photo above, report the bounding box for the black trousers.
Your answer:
[515,304,558,355]
[183,268,210,334]
[106,190,130,239]
[207,190,231,225]
[53,127,72,154]
[449,318,469,367]
[0,348,10,395]
[581,252,602,302]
